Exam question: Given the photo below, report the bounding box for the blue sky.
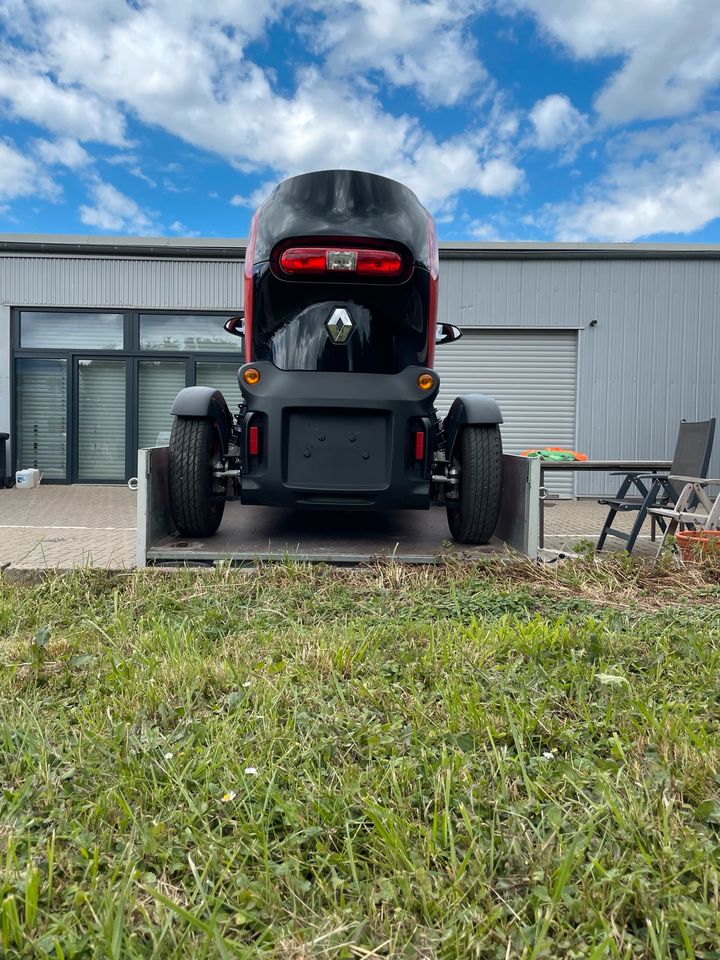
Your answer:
[1,0,720,242]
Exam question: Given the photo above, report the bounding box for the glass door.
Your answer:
[75,359,128,481]
[15,357,68,479]
[137,359,187,448]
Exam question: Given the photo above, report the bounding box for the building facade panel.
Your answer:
[0,255,244,310]
[433,330,578,496]
[1,240,719,498]
[452,258,584,328]
[574,258,720,495]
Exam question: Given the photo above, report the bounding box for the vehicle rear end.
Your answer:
[238,169,440,510]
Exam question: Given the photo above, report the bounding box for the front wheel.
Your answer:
[446,425,503,544]
[168,416,226,537]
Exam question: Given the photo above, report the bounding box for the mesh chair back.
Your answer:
[669,419,716,498]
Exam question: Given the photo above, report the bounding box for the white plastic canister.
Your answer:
[15,468,42,489]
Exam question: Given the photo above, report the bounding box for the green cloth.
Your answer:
[524,449,577,461]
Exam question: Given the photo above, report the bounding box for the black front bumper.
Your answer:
[237,363,439,509]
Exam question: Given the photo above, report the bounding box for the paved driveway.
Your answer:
[0,485,657,571]
[0,485,136,570]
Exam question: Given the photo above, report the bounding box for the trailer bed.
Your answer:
[137,447,539,566]
[147,502,499,564]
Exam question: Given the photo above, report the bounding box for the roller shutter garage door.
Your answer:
[433,329,578,497]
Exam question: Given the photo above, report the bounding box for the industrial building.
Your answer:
[1,235,718,497]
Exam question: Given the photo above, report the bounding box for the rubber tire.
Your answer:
[446,424,503,545]
[168,416,226,537]
[4,478,14,489]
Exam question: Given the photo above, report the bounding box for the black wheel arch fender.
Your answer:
[171,386,233,451]
[444,395,503,460]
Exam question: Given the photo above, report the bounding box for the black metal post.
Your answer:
[0,432,9,488]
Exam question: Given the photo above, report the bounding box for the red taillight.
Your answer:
[414,430,425,462]
[279,246,403,277]
[356,249,403,275]
[248,424,259,456]
[279,248,327,273]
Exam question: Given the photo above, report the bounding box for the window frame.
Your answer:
[10,307,244,483]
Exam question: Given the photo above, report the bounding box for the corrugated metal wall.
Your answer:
[433,330,578,496]
[573,259,720,495]
[0,255,244,310]
[439,258,585,328]
[437,256,720,494]
[1,250,719,496]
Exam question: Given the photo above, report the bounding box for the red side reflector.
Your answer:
[248,425,259,456]
[414,430,425,461]
[279,246,403,277]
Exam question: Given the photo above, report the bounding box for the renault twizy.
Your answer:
[168,170,504,543]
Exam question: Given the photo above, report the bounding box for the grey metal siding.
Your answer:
[438,258,584,329]
[433,330,578,497]
[439,256,719,495]
[575,259,720,495]
[1,248,719,497]
[0,255,244,310]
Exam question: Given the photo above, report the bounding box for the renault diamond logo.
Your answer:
[325,307,355,344]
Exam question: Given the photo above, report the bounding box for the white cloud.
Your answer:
[78,180,155,233]
[468,219,502,240]
[162,179,189,194]
[529,94,588,151]
[0,0,523,219]
[105,153,157,187]
[503,0,720,123]
[476,157,524,196]
[0,137,58,201]
[547,140,720,240]
[35,137,91,169]
[307,0,488,107]
[169,219,200,236]
[0,56,127,143]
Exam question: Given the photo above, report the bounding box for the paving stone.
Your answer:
[0,485,136,570]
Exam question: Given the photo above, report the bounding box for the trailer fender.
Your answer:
[444,395,503,460]
[171,386,233,450]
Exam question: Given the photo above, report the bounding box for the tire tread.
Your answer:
[447,425,503,544]
[168,417,225,537]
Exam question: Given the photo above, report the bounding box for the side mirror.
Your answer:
[224,313,245,338]
[436,323,462,345]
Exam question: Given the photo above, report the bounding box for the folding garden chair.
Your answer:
[596,418,716,553]
[649,476,720,559]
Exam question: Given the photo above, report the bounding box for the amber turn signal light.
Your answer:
[242,367,261,385]
[417,373,434,391]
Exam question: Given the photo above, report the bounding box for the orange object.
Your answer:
[676,529,720,562]
[545,447,588,461]
[519,447,588,461]
[242,367,261,385]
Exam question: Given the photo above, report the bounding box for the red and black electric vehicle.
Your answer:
[167,169,504,543]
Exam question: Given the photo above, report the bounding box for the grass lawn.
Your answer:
[1,558,720,958]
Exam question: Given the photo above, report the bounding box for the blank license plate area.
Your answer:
[286,410,389,488]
